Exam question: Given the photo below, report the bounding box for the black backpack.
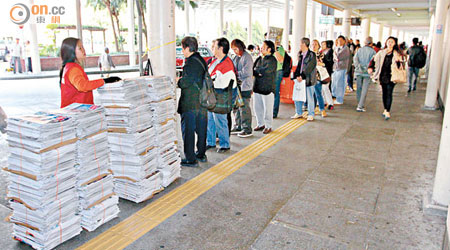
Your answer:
[414,48,427,68]
[282,52,292,77]
[192,57,217,111]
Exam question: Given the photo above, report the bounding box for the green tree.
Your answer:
[252,21,264,46]
[175,0,198,10]
[225,22,247,44]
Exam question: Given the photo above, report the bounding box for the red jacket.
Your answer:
[60,62,104,108]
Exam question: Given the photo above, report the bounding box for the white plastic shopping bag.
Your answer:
[292,79,306,102]
[317,66,330,81]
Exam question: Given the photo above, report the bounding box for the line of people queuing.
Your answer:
[176,34,426,167]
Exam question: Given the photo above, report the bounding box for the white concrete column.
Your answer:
[248,3,252,45]
[329,23,334,40]
[76,0,82,41]
[219,0,224,36]
[439,7,450,105]
[292,0,307,64]
[28,0,41,73]
[283,0,290,49]
[361,17,371,41]
[127,0,136,66]
[388,26,392,37]
[425,0,449,109]
[148,0,176,81]
[395,29,400,38]
[378,23,384,43]
[185,0,190,35]
[343,8,351,38]
[266,8,271,36]
[431,60,450,207]
[310,1,317,39]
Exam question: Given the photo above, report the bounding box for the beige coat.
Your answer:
[371,49,403,83]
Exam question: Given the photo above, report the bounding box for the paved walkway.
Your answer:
[0,79,445,249]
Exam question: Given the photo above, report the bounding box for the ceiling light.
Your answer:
[396,13,401,17]
[391,8,397,12]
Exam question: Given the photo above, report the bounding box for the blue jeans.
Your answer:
[207,112,230,148]
[181,109,207,162]
[314,83,325,111]
[408,67,420,90]
[332,69,347,103]
[273,70,283,117]
[294,85,315,116]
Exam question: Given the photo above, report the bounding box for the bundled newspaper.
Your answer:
[142,76,175,102]
[4,113,81,250]
[56,103,119,232]
[97,79,163,203]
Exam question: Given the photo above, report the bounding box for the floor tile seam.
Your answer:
[271,219,363,246]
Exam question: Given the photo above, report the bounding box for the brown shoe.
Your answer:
[254,125,265,131]
[263,128,272,134]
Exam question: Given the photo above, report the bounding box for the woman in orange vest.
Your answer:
[59,37,121,108]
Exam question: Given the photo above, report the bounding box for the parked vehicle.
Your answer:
[176,46,213,69]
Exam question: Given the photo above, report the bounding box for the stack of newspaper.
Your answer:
[143,76,175,102]
[98,79,163,203]
[143,76,181,187]
[57,104,119,232]
[4,112,82,250]
[98,79,152,133]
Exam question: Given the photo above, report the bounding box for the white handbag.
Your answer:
[292,79,306,102]
[317,66,330,81]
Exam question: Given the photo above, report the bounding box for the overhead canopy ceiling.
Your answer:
[194,0,434,33]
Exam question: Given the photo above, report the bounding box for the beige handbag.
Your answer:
[391,56,407,84]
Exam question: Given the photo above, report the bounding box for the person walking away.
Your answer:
[206,38,237,153]
[354,36,376,112]
[177,37,208,167]
[98,47,116,77]
[291,37,318,121]
[272,41,285,118]
[406,37,426,92]
[331,36,350,105]
[347,38,355,92]
[11,38,22,74]
[24,41,32,73]
[311,39,327,117]
[253,40,277,134]
[231,39,254,138]
[320,40,334,110]
[368,36,403,120]
[59,37,121,108]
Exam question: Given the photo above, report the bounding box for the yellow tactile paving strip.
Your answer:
[77,119,308,250]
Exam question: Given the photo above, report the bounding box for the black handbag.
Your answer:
[192,57,217,111]
[143,58,153,76]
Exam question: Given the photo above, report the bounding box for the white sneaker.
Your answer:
[335,101,343,105]
[307,115,314,121]
[356,107,366,112]
[291,113,302,119]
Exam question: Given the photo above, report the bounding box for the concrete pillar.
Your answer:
[388,26,392,37]
[127,0,136,66]
[361,17,371,41]
[76,0,83,41]
[439,7,450,106]
[248,3,252,45]
[395,29,400,38]
[431,59,450,207]
[148,0,176,81]
[28,0,41,73]
[185,0,190,35]
[426,13,435,74]
[283,0,290,49]
[329,24,334,40]
[292,0,307,64]
[378,23,384,43]
[220,0,224,36]
[343,8,352,38]
[266,8,271,36]
[310,1,317,39]
[425,0,449,109]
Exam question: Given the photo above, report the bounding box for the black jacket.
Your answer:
[322,48,334,75]
[253,54,277,95]
[407,45,425,67]
[177,52,207,114]
[293,50,317,87]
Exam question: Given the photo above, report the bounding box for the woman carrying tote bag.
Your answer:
[368,36,404,120]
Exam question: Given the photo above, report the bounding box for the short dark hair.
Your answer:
[217,37,230,54]
[231,39,246,52]
[263,40,275,55]
[181,36,198,52]
[326,40,333,49]
[247,44,255,51]
[301,37,310,47]
[337,35,346,42]
[413,37,419,45]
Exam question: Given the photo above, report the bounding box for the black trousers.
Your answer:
[181,109,207,162]
[381,82,396,112]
